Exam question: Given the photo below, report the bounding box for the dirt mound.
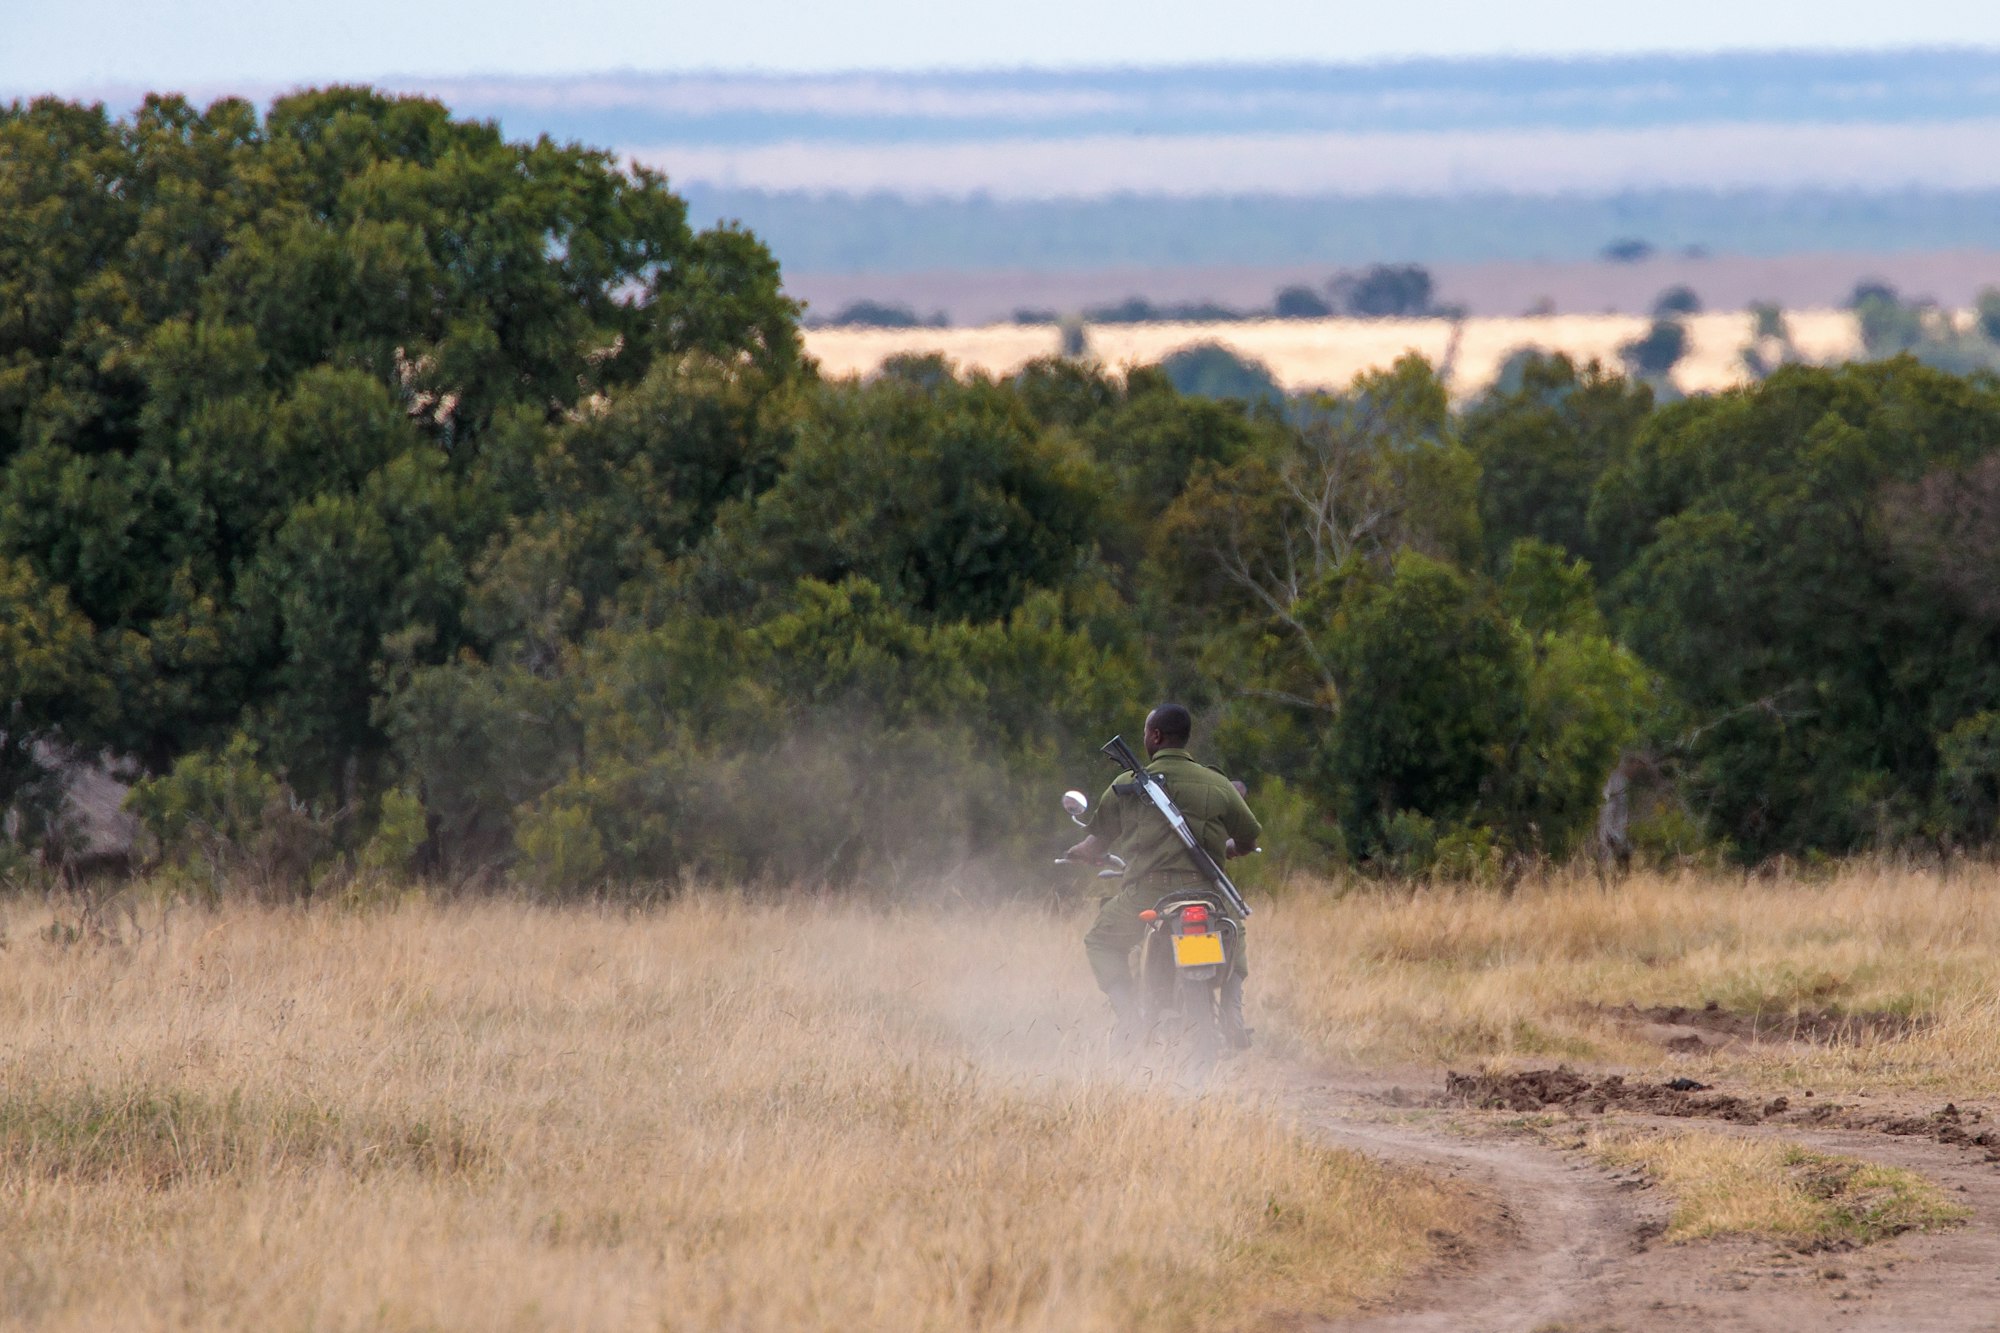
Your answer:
[1443,1067,2000,1160]
[1864,1102,2000,1152]
[1446,1068,1771,1122]
[1598,1001,1924,1048]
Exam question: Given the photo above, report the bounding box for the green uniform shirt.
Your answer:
[1085,747,1262,885]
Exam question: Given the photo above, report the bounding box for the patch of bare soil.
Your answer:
[1251,1059,2000,1331]
[1286,1094,1643,1333]
[1595,1000,1925,1053]
[1442,1067,2000,1161]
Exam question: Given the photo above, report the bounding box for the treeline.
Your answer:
[5,91,2000,894]
[819,262,1445,329]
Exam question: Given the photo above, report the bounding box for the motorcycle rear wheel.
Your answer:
[1175,976,1221,1067]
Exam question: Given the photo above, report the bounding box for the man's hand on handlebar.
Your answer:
[1063,833,1109,865]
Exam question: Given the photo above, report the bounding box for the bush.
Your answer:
[1938,711,2000,845]
[1621,319,1688,379]
[515,798,610,894]
[358,787,428,880]
[1653,285,1702,317]
[127,736,336,900]
[403,576,1147,892]
[823,300,933,329]
[1221,775,1345,886]
[1274,285,1334,319]
[1155,343,1283,404]
[1327,554,1525,859]
[1331,264,1435,318]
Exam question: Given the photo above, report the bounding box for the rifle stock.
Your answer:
[1100,735,1253,919]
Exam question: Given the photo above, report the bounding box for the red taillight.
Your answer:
[1181,903,1209,934]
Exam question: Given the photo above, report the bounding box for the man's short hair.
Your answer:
[1149,703,1193,747]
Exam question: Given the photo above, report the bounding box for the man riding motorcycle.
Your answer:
[1063,703,1261,1043]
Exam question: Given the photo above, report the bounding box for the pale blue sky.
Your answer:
[9,0,2000,94]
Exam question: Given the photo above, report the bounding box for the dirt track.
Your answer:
[1265,1062,2000,1331]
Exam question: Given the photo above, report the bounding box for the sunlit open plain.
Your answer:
[804,309,1864,397]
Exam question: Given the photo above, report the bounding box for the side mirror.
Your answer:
[1062,790,1090,826]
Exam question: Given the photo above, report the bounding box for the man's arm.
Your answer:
[1221,780,1262,858]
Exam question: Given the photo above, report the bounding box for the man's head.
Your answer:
[1144,703,1193,755]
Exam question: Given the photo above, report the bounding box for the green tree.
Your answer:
[1326,553,1525,859]
[1155,342,1283,405]
[0,88,801,824]
[700,370,1104,623]
[1331,264,1435,318]
[1621,318,1688,381]
[1595,360,2000,856]
[1492,540,1651,857]
[1462,353,1652,570]
[1152,355,1478,642]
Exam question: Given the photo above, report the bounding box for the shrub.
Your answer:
[127,736,336,899]
[823,300,928,329]
[1621,319,1688,379]
[1274,284,1334,319]
[1330,264,1435,318]
[1156,342,1283,404]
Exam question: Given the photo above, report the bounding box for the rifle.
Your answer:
[1101,734,1253,919]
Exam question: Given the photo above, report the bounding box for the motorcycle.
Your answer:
[1057,790,1244,1063]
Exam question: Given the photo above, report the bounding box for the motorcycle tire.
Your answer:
[1176,976,1220,1067]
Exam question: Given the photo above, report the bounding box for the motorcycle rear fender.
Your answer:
[1153,905,1240,942]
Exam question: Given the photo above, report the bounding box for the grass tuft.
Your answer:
[1588,1128,1969,1246]
[0,1087,487,1188]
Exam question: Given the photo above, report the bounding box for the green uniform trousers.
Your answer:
[1084,871,1248,999]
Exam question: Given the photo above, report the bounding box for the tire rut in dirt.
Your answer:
[1292,1107,1642,1332]
[1282,1065,2000,1331]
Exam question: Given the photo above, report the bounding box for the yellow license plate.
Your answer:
[1172,934,1225,967]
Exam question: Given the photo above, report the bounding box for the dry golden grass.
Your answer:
[802,309,1864,398]
[0,891,1460,1332]
[1255,863,2000,1095]
[12,862,1998,1328]
[1587,1128,1968,1245]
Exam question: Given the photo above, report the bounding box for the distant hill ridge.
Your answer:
[690,187,2000,279]
[30,54,2000,277]
[410,48,2000,149]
